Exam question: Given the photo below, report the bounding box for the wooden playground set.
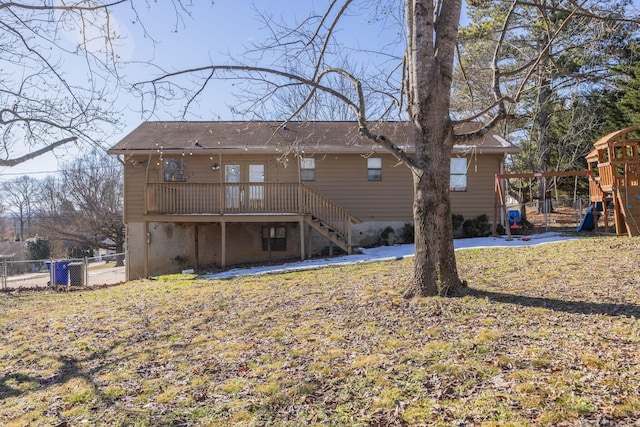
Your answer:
[495,126,640,238]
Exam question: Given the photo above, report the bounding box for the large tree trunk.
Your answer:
[401,0,464,297]
[405,154,461,297]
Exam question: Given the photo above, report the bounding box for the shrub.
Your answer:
[24,236,50,260]
[462,214,491,238]
[452,213,465,230]
[400,223,414,244]
[379,226,395,246]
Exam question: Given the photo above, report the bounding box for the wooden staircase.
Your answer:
[300,184,361,254]
[614,186,640,236]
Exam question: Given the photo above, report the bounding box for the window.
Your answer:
[249,164,265,200]
[163,158,187,182]
[450,158,467,191]
[367,157,382,181]
[262,226,286,251]
[300,158,315,181]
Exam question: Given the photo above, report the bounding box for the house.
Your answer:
[0,241,27,261]
[96,238,118,261]
[108,121,519,279]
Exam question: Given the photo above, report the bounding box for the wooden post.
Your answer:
[144,221,149,278]
[307,223,312,259]
[221,221,226,268]
[2,259,6,290]
[195,225,199,271]
[493,175,500,236]
[299,219,305,260]
[495,175,512,240]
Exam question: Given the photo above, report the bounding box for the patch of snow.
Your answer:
[201,232,579,280]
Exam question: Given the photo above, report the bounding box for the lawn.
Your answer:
[0,235,638,426]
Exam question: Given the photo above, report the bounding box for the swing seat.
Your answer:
[507,210,522,228]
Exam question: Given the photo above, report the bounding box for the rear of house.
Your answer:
[109,121,519,279]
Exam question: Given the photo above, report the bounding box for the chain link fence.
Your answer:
[1,252,127,291]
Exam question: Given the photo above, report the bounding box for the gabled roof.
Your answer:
[108,121,520,156]
[0,241,26,259]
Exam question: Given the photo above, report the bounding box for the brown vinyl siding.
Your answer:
[305,153,414,221]
[122,152,502,223]
[450,154,502,219]
[124,161,147,222]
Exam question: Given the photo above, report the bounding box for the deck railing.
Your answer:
[146,182,358,237]
[596,162,614,191]
[595,161,640,193]
[147,182,305,215]
[589,177,605,202]
[300,184,357,238]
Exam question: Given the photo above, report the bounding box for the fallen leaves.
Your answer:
[0,235,638,425]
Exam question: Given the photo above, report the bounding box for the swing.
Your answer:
[507,210,521,228]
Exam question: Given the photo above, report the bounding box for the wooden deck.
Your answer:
[145,182,360,253]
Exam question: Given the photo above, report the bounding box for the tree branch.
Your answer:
[0,137,77,167]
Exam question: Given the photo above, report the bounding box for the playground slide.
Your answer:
[577,205,596,232]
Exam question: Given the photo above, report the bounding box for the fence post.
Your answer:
[84,256,88,286]
[2,259,6,290]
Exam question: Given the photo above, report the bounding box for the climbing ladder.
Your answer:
[613,186,640,236]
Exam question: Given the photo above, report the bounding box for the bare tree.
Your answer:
[134,0,638,297]
[1,175,41,240]
[0,1,198,167]
[36,151,124,262]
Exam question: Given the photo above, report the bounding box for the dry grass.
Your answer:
[0,235,639,426]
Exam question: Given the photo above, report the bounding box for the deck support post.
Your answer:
[144,221,149,278]
[221,221,226,268]
[299,218,305,260]
[307,223,312,259]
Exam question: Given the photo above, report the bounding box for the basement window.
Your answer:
[367,157,382,181]
[262,226,286,251]
[163,158,188,182]
[450,157,467,191]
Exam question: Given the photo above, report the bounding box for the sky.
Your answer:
[1,0,639,183]
[0,0,402,183]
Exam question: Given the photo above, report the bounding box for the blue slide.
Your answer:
[577,205,596,232]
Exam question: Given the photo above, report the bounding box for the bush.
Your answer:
[400,223,414,244]
[25,236,50,260]
[452,214,465,230]
[379,226,395,246]
[462,214,492,238]
[400,215,465,244]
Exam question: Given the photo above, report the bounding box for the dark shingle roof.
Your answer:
[108,121,520,155]
[0,241,25,259]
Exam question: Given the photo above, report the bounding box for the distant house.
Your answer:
[0,241,27,261]
[108,121,519,279]
[96,238,117,261]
